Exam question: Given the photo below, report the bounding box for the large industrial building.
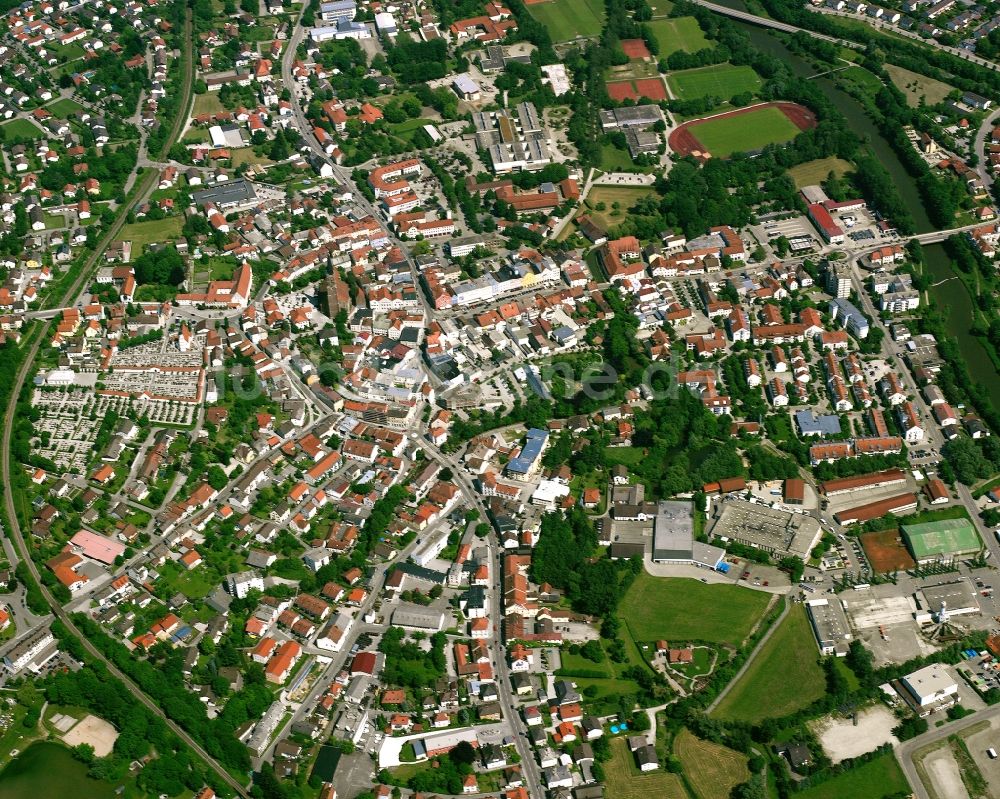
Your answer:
[901,518,981,564]
[805,598,852,656]
[650,501,725,569]
[898,663,958,715]
[708,497,822,559]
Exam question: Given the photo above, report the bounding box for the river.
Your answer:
[0,741,116,799]
[715,2,1000,393]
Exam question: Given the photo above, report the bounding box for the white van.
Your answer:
[987,748,997,759]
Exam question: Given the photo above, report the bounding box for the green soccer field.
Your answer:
[689,106,802,157]
[667,63,763,101]
[526,0,605,41]
[646,16,710,54]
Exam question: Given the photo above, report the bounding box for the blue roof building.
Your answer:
[506,428,548,480]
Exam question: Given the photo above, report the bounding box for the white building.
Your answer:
[901,664,958,714]
[227,571,265,599]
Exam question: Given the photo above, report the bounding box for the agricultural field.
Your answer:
[646,17,710,55]
[787,156,854,189]
[119,216,185,258]
[667,64,762,101]
[687,105,802,157]
[582,186,656,229]
[674,729,750,799]
[619,572,773,648]
[712,604,826,722]
[884,63,956,108]
[792,753,909,799]
[525,0,605,42]
[605,737,687,799]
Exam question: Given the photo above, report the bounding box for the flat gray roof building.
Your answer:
[805,597,852,656]
[709,497,821,559]
[192,179,258,210]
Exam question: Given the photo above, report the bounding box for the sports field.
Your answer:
[793,753,908,799]
[860,529,916,573]
[607,78,668,102]
[681,105,804,158]
[674,729,750,799]
[605,737,687,799]
[526,0,605,41]
[646,17,710,55]
[619,572,772,648]
[667,63,762,101]
[712,604,826,722]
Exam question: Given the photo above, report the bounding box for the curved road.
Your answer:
[0,11,251,799]
[895,704,1000,799]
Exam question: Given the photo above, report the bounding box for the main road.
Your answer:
[688,0,860,47]
[0,11,252,799]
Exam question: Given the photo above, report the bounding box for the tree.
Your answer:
[731,775,767,799]
[450,741,477,766]
[206,465,228,491]
[133,245,185,286]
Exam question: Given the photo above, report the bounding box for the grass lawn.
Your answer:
[674,728,750,799]
[157,561,217,601]
[230,147,273,168]
[192,92,225,117]
[583,185,655,229]
[557,640,643,709]
[712,604,826,722]
[182,127,210,144]
[526,0,605,42]
[605,737,687,799]
[792,753,908,799]
[202,256,240,280]
[836,65,885,98]
[1,118,44,139]
[119,216,185,257]
[884,63,955,107]
[44,212,66,230]
[672,646,713,678]
[667,63,762,101]
[598,141,636,173]
[647,17,710,55]
[46,98,84,117]
[619,572,772,647]
[689,106,801,157]
[787,156,854,189]
[387,117,428,142]
[603,446,647,467]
